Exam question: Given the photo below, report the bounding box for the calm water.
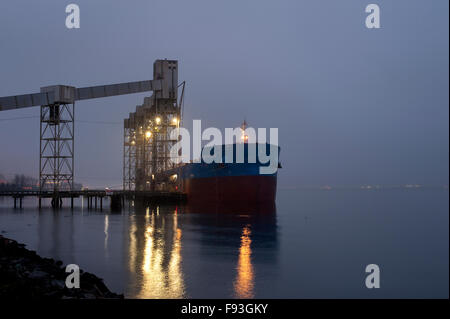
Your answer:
[0,188,448,298]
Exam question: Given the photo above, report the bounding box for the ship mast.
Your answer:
[240,120,249,143]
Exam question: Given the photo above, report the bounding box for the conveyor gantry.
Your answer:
[0,59,179,208]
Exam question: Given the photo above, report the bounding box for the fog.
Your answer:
[0,0,448,188]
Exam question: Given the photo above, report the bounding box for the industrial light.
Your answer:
[155,116,161,124]
[172,117,178,125]
[145,131,152,138]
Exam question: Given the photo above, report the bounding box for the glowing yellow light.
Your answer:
[145,131,152,138]
[233,225,254,298]
[131,140,136,145]
[172,117,178,125]
[155,116,161,124]
[133,209,185,298]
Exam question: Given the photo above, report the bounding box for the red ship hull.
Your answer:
[183,175,277,205]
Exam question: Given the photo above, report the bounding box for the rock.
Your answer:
[51,279,65,289]
[29,270,48,280]
[0,235,123,299]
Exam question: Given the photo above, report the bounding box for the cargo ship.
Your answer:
[166,122,281,205]
[121,61,280,207]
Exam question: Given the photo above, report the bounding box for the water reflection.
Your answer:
[125,201,277,298]
[16,198,277,298]
[37,209,76,264]
[104,214,109,258]
[126,204,186,298]
[234,225,254,298]
[2,189,447,298]
[183,202,277,298]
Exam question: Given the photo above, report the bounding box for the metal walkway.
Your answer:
[0,189,186,209]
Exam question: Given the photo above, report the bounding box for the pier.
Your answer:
[0,190,186,210]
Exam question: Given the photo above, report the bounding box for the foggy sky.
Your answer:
[0,0,448,188]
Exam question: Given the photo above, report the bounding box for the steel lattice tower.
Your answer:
[39,103,75,197]
[123,60,182,192]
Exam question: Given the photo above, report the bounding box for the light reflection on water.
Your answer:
[104,214,109,256]
[121,201,276,298]
[123,202,275,298]
[0,198,271,298]
[127,206,186,298]
[233,225,254,298]
[2,189,445,298]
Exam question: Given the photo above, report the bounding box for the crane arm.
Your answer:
[0,92,55,111]
[0,79,162,111]
[75,79,161,101]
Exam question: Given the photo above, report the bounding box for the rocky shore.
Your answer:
[0,235,123,299]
